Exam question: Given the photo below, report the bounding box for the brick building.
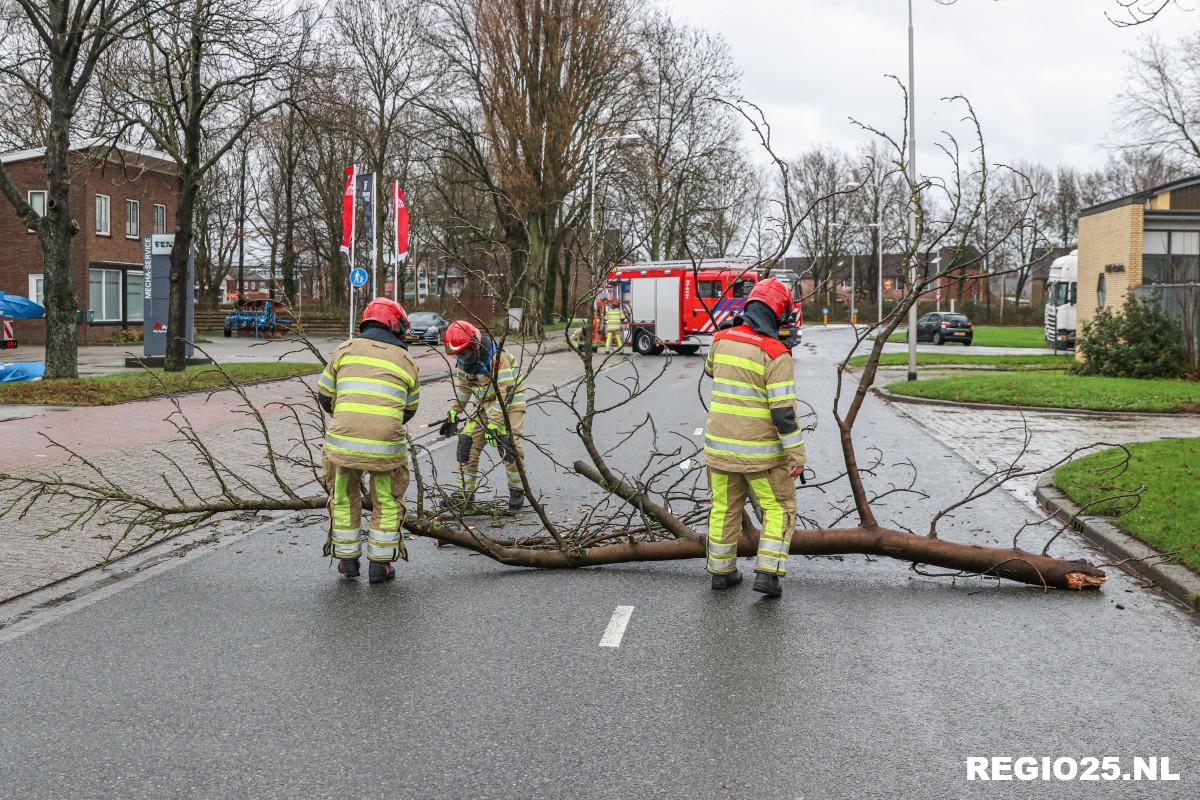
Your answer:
[0,143,179,344]
[1077,175,1200,359]
[780,246,985,307]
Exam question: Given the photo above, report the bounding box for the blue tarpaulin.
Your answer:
[0,362,44,383]
[0,291,46,319]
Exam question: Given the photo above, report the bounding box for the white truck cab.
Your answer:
[1044,250,1078,349]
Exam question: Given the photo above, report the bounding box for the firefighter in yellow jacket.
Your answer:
[317,298,419,583]
[604,300,625,353]
[703,278,805,598]
[437,320,528,511]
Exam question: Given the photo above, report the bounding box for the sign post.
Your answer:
[138,234,200,365]
[349,267,369,337]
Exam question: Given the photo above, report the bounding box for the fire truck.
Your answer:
[604,260,801,356]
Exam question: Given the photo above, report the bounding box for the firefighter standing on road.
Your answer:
[702,278,805,598]
[317,298,419,584]
[603,300,625,353]
[437,321,528,511]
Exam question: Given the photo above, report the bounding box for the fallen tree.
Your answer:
[0,91,1124,595]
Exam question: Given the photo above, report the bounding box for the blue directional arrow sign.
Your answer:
[349,267,369,288]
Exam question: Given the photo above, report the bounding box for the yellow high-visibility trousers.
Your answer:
[604,329,624,352]
[324,460,410,562]
[457,409,526,495]
[706,465,797,576]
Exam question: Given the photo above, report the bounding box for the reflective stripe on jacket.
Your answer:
[703,324,805,473]
[605,308,624,328]
[452,348,526,424]
[318,337,420,470]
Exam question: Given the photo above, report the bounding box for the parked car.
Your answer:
[915,311,973,345]
[406,311,450,345]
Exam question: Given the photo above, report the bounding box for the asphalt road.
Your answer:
[1,327,1197,800]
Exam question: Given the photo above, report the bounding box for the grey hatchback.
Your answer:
[915,311,973,345]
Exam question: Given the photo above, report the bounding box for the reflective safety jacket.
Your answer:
[604,307,624,329]
[318,336,420,471]
[703,324,806,473]
[452,343,526,428]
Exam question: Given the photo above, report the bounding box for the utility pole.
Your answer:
[906,0,920,382]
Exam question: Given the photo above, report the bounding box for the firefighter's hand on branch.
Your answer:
[437,411,459,438]
[789,465,803,480]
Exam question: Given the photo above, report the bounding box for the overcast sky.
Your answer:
[662,0,1174,172]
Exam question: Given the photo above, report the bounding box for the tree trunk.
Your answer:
[166,171,199,372]
[41,76,79,378]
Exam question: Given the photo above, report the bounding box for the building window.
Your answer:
[28,274,44,306]
[1097,274,1107,309]
[125,199,140,239]
[126,273,145,322]
[154,204,167,235]
[88,268,122,321]
[27,190,46,232]
[95,194,110,236]
[1143,229,1200,284]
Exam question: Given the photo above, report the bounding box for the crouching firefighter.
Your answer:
[702,277,806,599]
[436,320,528,512]
[317,298,420,583]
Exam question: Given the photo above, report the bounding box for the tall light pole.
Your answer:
[589,133,640,252]
[906,0,920,382]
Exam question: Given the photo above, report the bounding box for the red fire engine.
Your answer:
[605,260,801,355]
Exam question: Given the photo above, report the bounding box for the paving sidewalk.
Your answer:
[0,343,585,602]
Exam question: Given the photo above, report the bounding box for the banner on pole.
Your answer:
[393,181,409,263]
[358,172,375,245]
[339,166,355,255]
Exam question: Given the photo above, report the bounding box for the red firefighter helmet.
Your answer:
[745,277,793,320]
[360,297,409,337]
[444,320,482,356]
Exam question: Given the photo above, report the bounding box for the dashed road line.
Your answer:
[599,605,634,648]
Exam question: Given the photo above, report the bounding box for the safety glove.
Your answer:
[484,422,500,447]
[437,409,460,438]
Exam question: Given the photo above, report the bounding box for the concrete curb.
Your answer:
[870,384,1200,420]
[1034,473,1200,612]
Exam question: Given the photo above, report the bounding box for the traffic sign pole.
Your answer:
[348,267,369,337]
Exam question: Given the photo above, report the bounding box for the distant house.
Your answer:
[0,142,179,343]
[1077,176,1200,357]
[778,246,985,308]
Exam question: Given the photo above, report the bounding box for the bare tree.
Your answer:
[435,0,641,334]
[103,0,307,370]
[0,0,160,378]
[616,14,744,262]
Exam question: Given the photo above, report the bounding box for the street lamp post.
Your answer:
[906,0,920,382]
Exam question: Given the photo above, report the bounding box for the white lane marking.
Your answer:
[693,427,703,436]
[599,605,634,648]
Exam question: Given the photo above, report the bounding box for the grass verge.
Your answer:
[887,325,1049,349]
[0,362,320,406]
[848,353,1071,370]
[1056,438,1200,574]
[886,372,1200,413]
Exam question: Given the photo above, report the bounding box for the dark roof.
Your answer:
[1079,174,1200,217]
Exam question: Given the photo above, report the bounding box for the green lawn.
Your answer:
[887,372,1200,413]
[1056,438,1200,574]
[887,325,1048,349]
[0,362,321,406]
[848,352,1072,370]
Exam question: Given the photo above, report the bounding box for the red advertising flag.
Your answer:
[339,165,356,255]
[393,181,409,263]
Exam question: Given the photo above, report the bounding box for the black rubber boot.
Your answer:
[752,572,782,598]
[368,561,396,584]
[337,558,360,579]
[508,488,525,512]
[710,571,743,591]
